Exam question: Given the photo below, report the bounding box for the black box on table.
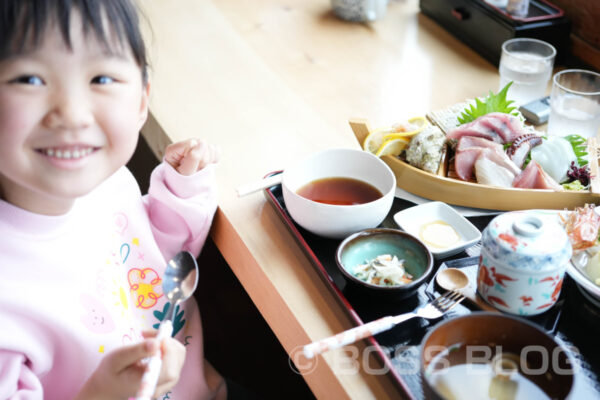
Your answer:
[419,0,571,66]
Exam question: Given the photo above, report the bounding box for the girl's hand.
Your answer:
[74,335,186,400]
[164,139,220,175]
[143,330,186,398]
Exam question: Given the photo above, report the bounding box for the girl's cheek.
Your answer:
[106,101,143,140]
[101,114,139,164]
[0,112,26,142]
[0,95,38,138]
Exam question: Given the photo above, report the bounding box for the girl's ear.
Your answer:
[137,81,151,130]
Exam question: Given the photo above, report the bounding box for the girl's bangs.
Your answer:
[0,0,147,74]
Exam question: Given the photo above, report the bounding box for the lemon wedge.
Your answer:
[364,116,427,156]
[375,137,409,157]
[363,127,391,154]
[384,116,429,140]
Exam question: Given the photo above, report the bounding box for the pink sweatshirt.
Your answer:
[0,162,218,399]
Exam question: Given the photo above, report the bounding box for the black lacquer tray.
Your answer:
[263,174,600,399]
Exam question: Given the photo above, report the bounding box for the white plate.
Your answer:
[393,201,481,259]
[530,208,600,304]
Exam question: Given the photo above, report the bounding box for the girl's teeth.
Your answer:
[42,148,94,159]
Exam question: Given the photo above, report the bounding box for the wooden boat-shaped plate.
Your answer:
[349,118,600,211]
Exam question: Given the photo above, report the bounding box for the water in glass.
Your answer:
[547,94,600,138]
[499,52,552,106]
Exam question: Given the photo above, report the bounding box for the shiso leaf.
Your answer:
[457,82,518,125]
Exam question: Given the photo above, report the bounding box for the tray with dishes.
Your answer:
[350,84,600,211]
[264,181,600,400]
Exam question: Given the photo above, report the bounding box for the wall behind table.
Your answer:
[550,0,600,70]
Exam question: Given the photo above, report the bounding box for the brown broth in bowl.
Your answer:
[296,177,383,205]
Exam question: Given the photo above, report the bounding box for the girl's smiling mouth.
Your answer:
[36,146,100,160]
[35,145,101,170]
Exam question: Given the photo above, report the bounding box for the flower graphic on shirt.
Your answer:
[128,267,163,309]
[80,294,116,334]
[153,301,185,337]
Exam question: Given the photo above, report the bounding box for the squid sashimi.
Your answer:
[447,113,526,144]
[512,161,563,191]
[530,136,577,183]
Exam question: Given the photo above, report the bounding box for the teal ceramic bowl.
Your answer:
[336,228,434,299]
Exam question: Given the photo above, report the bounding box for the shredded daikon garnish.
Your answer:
[352,254,413,286]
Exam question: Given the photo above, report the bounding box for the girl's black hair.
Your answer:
[0,0,148,82]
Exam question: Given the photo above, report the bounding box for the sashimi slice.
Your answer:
[530,136,577,183]
[447,113,525,144]
[475,157,517,188]
[455,147,520,181]
[480,112,525,143]
[456,136,503,152]
[455,147,483,181]
[482,147,521,175]
[447,120,504,143]
[512,161,563,191]
[454,136,505,181]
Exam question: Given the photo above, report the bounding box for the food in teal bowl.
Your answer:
[336,228,433,299]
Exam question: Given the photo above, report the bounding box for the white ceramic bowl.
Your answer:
[568,254,600,303]
[393,201,481,259]
[281,148,396,239]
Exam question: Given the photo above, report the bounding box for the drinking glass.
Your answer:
[498,38,556,106]
[547,69,600,138]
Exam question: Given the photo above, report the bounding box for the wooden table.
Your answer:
[139,1,499,398]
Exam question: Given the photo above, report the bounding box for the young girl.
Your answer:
[0,0,226,398]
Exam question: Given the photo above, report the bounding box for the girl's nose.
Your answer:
[43,91,94,131]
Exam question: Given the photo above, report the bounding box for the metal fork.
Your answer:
[303,290,465,359]
[465,241,482,257]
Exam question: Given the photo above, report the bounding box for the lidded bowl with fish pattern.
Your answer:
[477,210,572,315]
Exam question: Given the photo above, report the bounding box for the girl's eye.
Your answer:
[91,75,115,85]
[12,75,44,86]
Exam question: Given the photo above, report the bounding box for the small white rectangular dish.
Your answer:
[393,201,481,259]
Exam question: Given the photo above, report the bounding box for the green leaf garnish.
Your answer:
[457,82,519,125]
[564,134,588,166]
